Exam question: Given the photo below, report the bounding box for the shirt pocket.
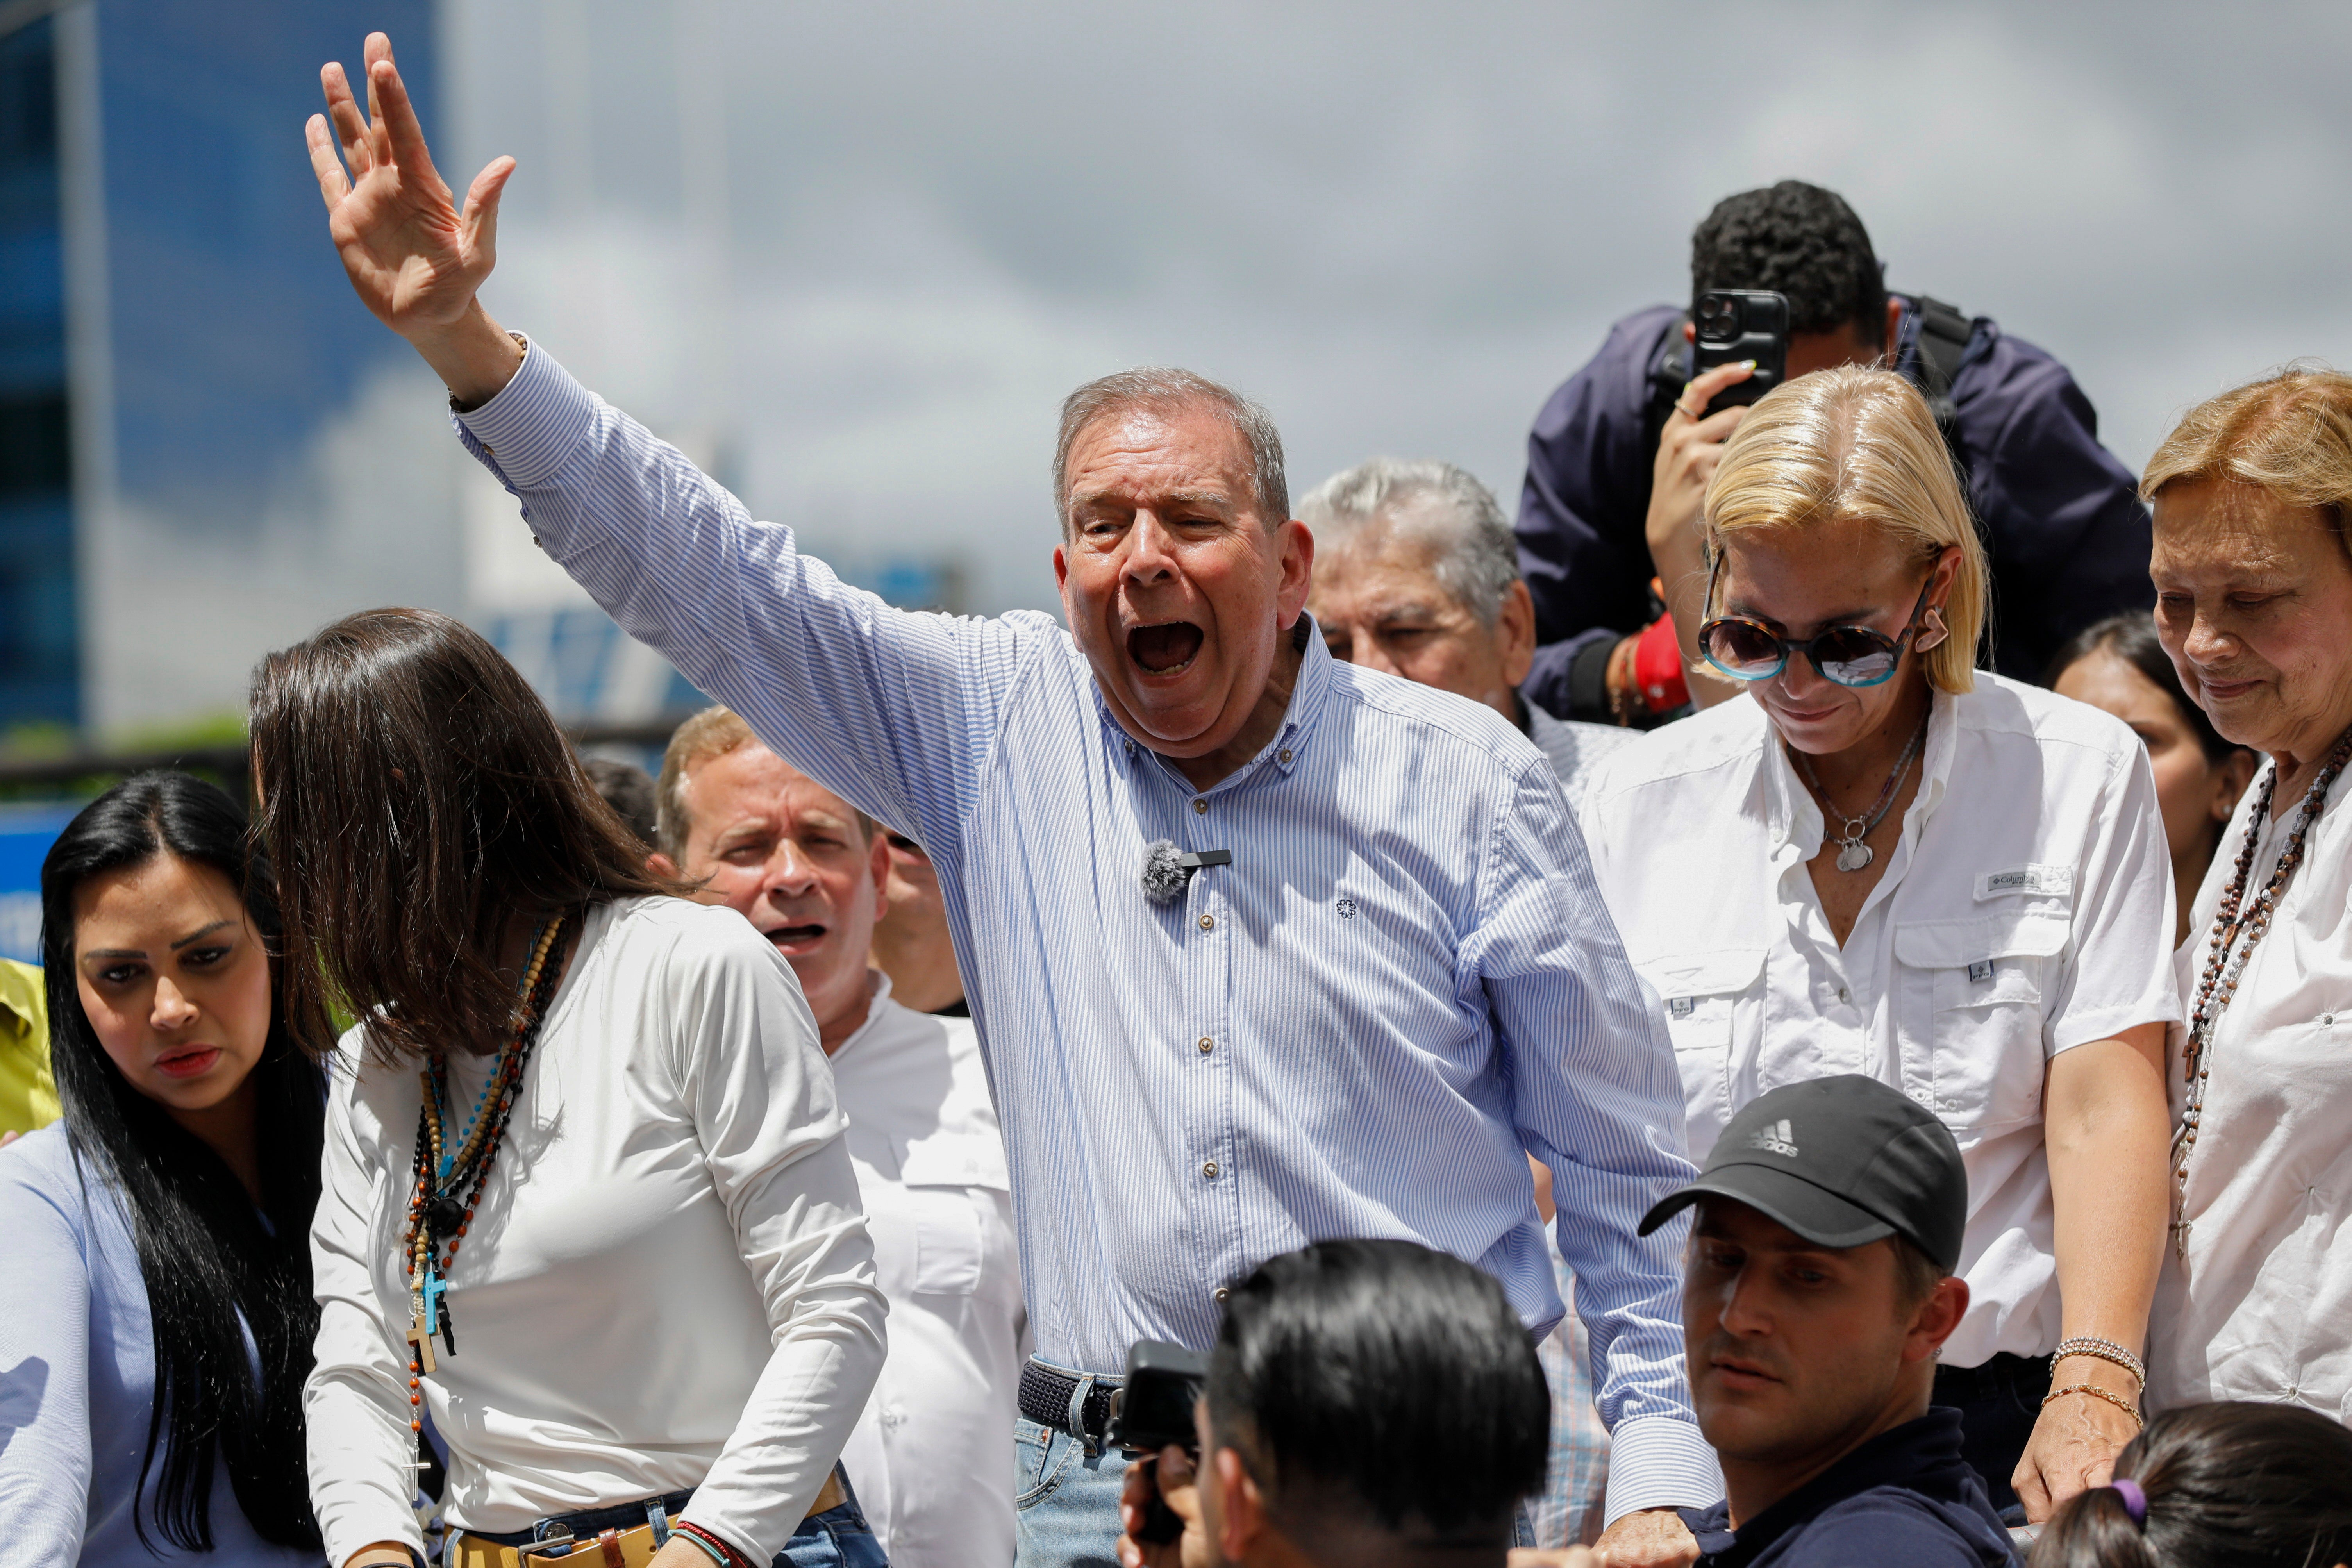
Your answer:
[1635,948,1766,1146]
[1894,911,2070,1134]
[897,1141,988,1296]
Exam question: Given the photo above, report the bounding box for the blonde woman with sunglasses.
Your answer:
[1582,365,2177,1526]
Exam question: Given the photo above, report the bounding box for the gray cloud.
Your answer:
[425,0,2352,617]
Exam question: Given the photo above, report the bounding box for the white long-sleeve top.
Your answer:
[2150,761,2352,1418]
[830,979,1025,1568]
[304,895,888,1566]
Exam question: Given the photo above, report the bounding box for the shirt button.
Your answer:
[1213,1286,1230,1303]
[1279,748,1293,764]
[1197,1036,1214,1054]
[1202,1161,1220,1180]
[2323,1013,2338,1026]
[1192,798,1208,813]
[1198,914,1214,931]
[1837,986,1850,1004]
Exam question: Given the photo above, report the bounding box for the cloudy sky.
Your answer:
[431,0,2352,618]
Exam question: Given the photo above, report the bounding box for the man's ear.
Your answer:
[1497,580,1537,688]
[866,827,892,921]
[1213,1445,1268,1563]
[1884,296,1903,357]
[649,851,680,879]
[1274,518,1315,630]
[1905,1275,1971,1364]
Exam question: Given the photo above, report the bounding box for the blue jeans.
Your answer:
[779,1485,889,1568]
[1014,1416,1130,1568]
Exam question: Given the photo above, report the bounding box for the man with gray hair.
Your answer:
[305,34,1718,1566]
[1305,459,1637,1549]
[1302,458,1636,813]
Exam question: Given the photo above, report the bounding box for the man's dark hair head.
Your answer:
[1206,1239,1548,1550]
[583,755,660,851]
[1691,181,1886,346]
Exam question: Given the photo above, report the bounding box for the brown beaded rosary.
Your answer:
[399,910,574,1430]
[2172,727,2352,1257]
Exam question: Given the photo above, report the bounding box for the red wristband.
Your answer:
[673,1522,755,1568]
[1632,614,1689,713]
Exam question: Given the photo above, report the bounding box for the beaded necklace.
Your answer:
[2171,727,2352,1257]
[398,910,574,1430]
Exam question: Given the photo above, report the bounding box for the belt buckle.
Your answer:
[516,1527,579,1559]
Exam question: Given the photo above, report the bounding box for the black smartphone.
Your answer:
[1690,289,1789,416]
[1110,1341,1210,1546]
[1109,1341,1208,1454]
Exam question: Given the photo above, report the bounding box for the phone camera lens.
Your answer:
[1698,296,1738,341]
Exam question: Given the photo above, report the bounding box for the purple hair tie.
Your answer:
[2110,1478,2148,1526]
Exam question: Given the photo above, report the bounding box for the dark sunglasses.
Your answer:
[1697,554,1938,688]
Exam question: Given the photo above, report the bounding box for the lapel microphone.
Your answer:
[1141,840,1233,905]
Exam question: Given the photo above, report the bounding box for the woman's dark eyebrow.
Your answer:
[87,919,238,962]
[169,919,235,951]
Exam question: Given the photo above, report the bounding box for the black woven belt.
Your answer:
[1019,1357,1123,1444]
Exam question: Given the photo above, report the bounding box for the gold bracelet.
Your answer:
[2042,1381,2144,1428]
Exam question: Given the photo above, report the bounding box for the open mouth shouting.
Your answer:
[1127,621,1205,677]
[762,920,830,958]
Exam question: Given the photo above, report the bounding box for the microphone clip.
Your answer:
[1141,841,1233,905]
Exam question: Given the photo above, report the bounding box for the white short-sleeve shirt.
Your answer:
[1584,676,2179,1367]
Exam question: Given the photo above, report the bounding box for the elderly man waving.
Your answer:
[305,35,1714,1566]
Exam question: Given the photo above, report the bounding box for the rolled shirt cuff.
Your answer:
[1602,1414,1724,1526]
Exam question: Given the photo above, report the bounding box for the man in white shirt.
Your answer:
[655,706,1026,1568]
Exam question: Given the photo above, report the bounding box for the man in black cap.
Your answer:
[1638,1075,2018,1566]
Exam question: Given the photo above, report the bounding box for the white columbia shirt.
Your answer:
[830,977,1025,1568]
[2150,761,2352,1419]
[1584,677,2179,1367]
[305,897,888,1566]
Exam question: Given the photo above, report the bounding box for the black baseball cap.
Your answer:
[1638,1074,1967,1273]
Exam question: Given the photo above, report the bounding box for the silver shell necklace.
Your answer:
[1793,709,1931,873]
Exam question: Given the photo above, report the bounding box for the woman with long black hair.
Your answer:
[0,772,325,1564]
[273,608,887,1568]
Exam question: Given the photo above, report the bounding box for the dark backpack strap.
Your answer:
[1908,294,1976,482]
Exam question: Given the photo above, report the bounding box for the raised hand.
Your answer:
[305,32,524,405]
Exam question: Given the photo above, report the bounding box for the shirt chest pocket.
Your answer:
[1894,911,2070,1133]
[1637,948,1766,1137]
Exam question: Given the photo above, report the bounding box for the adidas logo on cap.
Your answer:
[1748,1118,1799,1159]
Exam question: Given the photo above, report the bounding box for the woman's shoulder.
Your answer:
[1584,696,1770,814]
[590,895,792,986]
[0,1122,109,1242]
[1957,672,2141,767]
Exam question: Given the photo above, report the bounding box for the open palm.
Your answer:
[305,32,512,341]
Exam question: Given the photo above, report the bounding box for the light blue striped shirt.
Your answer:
[455,343,1719,1515]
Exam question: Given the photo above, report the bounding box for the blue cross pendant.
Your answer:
[420,1268,456,1357]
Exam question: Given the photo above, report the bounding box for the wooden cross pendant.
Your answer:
[406,1305,438,1375]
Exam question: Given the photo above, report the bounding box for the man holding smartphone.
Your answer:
[1514,180,2151,726]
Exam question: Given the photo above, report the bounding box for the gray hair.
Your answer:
[1297,458,1522,625]
[1054,367,1289,533]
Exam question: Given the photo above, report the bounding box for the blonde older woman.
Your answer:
[2140,368,2352,1423]
[1584,365,2179,1522]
